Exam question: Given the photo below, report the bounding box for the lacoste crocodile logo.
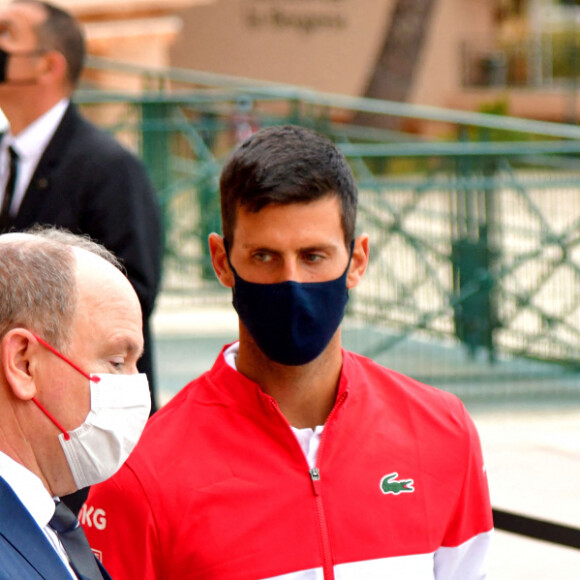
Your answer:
[380,472,415,495]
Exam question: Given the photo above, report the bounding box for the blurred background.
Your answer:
[3,0,580,577]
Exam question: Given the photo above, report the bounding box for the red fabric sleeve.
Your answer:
[80,465,161,580]
[442,403,493,547]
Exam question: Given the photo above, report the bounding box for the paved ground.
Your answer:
[152,301,580,579]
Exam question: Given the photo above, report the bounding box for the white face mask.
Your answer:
[59,373,151,489]
[31,334,151,490]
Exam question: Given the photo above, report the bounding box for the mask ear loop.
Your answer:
[32,398,71,441]
[223,238,238,275]
[33,335,100,382]
[30,334,101,441]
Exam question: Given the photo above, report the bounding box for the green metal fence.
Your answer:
[76,57,580,395]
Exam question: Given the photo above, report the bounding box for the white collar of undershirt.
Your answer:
[223,342,324,468]
[1,99,69,215]
[4,98,69,160]
[0,450,55,530]
[0,452,78,578]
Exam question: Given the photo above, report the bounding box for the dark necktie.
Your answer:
[0,146,19,231]
[49,500,104,580]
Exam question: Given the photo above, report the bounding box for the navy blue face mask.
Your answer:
[226,241,353,366]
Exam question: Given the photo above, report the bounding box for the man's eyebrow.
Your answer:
[243,243,337,252]
[113,337,144,360]
[130,341,145,360]
[300,244,337,252]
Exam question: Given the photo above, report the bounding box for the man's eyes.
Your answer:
[302,253,324,263]
[108,359,125,371]
[251,252,325,263]
[252,251,272,262]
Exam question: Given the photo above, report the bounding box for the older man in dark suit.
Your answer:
[0,1,163,419]
[0,228,150,580]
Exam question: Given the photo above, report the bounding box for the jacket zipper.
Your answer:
[310,467,335,580]
[269,390,349,580]
[309,391,348,580]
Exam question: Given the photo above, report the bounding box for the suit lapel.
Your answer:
[13,103,79,227]
[0,476,74,580]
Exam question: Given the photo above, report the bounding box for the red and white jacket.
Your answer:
[82,346,493,579]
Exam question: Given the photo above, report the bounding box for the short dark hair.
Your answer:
[17,0,86,87]
[219,125,358,248]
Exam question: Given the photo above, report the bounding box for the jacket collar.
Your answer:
[205,343,352,416]
[0,475,72,580]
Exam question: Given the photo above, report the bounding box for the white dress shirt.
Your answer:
[0,98,69,216]
[223,342,324,468]
[0,451,76,578]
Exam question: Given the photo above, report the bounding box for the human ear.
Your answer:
[208,233,235,288]
[346,234,369,290]
[0,329,39,401]
[39,50,67,85]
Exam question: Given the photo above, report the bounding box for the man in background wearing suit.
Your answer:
[0,227,151,580]
[0,1,163,415]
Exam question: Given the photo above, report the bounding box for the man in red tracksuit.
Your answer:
[83,125,493,579]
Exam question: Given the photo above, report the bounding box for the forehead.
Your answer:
[234,196,344,246]
[69,249,143,347]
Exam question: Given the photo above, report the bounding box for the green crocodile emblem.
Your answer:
[380,472,415,495]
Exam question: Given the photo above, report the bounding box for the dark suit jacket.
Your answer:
[0,476,111,580]
[1,103,163,409]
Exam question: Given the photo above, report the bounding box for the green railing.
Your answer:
[75,57,580,394]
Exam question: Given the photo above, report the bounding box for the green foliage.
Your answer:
[463,98,547,142]
[549,31,580,79]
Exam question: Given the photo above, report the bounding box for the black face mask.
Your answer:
[226,241,354,366]
[0,47,46,84]
[0,48,10,83]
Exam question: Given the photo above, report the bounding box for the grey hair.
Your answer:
[0,226,122,350]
